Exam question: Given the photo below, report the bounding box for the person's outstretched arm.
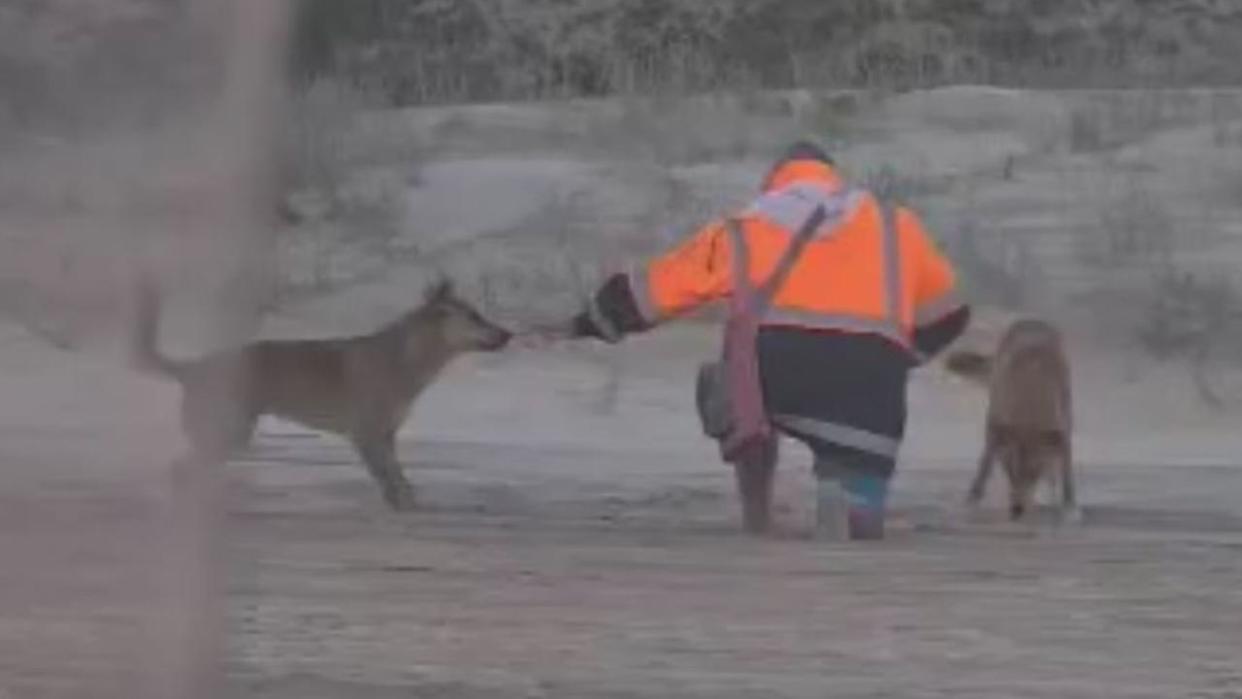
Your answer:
[572,219,734,342]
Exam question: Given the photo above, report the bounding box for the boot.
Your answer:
[814,478,851,541]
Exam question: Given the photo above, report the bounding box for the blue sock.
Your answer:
[840,471,888,510]
[840,471,889,539]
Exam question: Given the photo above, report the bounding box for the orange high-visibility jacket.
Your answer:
[603,160,962,357]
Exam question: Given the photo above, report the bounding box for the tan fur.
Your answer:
[131,277,512,510]
[945,318,1078,522]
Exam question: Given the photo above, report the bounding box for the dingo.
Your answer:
[131,278,511,510]
[945,318,1078,522]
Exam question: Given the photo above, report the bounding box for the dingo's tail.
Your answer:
[130,274,182,379]
[944,349,993,386]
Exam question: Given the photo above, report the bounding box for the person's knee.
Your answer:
[812,450,893,486]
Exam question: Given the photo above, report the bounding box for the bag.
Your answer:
[695,204,828,462]
[695,359,731,439]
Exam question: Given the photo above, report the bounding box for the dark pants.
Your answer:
[758,327,910,481]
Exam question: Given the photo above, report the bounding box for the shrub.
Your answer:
[1135,267,1242,408]
[272,78,424,301]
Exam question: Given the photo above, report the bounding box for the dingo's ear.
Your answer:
[945,350,993,384]
[424,277,453,303]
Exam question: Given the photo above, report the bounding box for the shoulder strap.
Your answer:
[754,204,826,313]
[723,200,829,311]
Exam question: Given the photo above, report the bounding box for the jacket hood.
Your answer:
[762,158,843,192]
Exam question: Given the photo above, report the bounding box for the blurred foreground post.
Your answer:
[0,1,289,698]
[147,5,291,698]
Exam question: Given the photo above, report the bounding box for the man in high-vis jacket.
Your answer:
[569,142,970,540]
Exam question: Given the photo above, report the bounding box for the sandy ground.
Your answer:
[224,326,1242,699]
[2,313,1242,698]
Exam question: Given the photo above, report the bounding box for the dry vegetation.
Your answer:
[291,0,1242,104]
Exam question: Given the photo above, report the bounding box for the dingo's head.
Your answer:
[422,280,512,353]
